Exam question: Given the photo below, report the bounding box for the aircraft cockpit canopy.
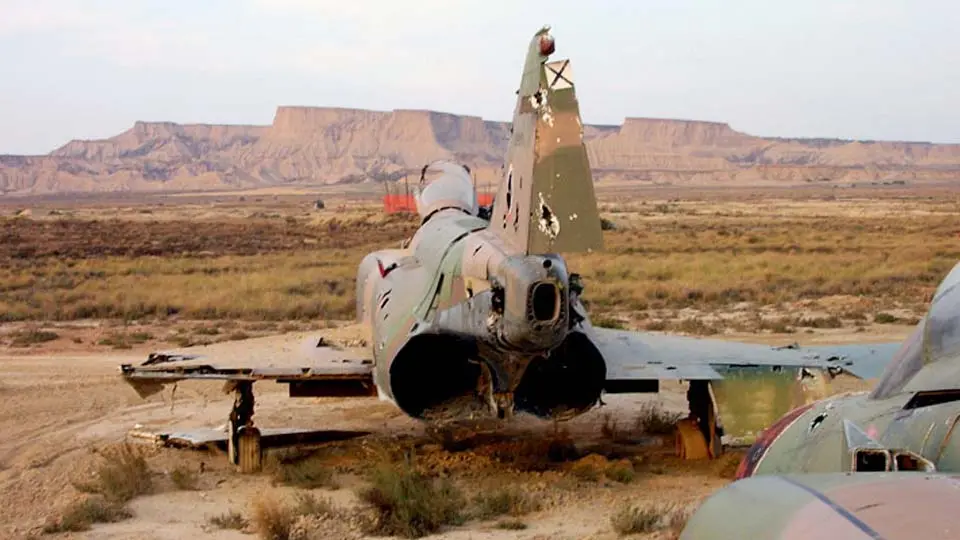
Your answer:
[414,161,478,221]
[870,261,960,400]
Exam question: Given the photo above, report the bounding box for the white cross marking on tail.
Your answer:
[545,60,573,90]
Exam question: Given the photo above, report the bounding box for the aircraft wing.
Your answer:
[590,327,902,383]
[119,335,375,399]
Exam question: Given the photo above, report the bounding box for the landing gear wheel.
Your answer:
[676,418,709,460]
[679,380,724,460]
[236,427,263,474]
[226,381,261,473]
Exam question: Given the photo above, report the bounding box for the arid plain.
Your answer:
[0,185,955,539]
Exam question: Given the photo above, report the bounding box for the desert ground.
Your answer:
[0,185,954,540]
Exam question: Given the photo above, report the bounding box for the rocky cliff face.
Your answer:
[1,107,957,195]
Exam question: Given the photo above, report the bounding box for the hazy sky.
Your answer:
[1,0,957,154]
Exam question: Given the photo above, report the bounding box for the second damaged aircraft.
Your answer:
[679,259,960,540]
[120,27,901,471]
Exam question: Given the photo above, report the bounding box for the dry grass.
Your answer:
[8,328,59,347]
[358,460,466,538]
[207,510,248,530]
[495,519,528,530]
[46,443,152,532]
[169,464,199,490]
[267,450,340,490]
[600,403,682,444]
[569,204,957,328]
[72,443,153,503]
[566,454,638,484]
[250,494,297,540]
[604,460,637,484]
[600,413,625,441]
[635,403,684,436]
[0,212,416,322]
[42,497,132,533]
[471,486,541,520]
[250,492,337,540]
[611,501,693,536]
[0,198,954,328]
[97,331,152,349]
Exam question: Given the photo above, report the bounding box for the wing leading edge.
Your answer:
[119,336,376,399]
[591,327,903,441]
[590,326,902,382]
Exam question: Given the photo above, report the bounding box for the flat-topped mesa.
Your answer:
[2,106,959,195]
[429,111,493,146]
[618,117,757,148]
[269,106,503,149]
[264,107,510,174]
[270,106,389,137]
[50,121,266,161]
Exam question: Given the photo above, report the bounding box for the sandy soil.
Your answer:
[0,324,907,540]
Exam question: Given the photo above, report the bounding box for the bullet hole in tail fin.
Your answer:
[537,192,560,239]
[512,178,522,232]
[529,90,545,109]
[503,166,513,229]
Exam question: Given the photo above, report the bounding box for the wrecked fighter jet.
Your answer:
[119,26,901,472]
[734,260,960,478]
[680,260,960,539]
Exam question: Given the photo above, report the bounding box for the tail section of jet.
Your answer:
[488,26,604,256]
[351,29,611,422]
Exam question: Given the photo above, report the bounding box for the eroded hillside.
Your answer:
[1,107,958,194]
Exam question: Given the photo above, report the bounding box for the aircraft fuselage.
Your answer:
[355,204,607,422]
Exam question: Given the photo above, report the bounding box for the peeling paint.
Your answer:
[542,110,555,127]
[529,88,554,127]
[527,92,542,110]
[536,192,560,239]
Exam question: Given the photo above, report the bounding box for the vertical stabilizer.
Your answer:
[488,26,603,255]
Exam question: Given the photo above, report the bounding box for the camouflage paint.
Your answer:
[736,260,960,477]
[682,472,960,540]
[120,26,909,445]
[488,26,603,256]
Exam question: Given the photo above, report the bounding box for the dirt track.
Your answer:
[0,324,910,540]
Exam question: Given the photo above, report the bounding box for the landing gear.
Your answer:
[493,392,515,420]
[225,381,263,473]
[676,380,723,460]
[474,351,520,420]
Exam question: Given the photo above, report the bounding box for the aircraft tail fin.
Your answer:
[487,26,603,255]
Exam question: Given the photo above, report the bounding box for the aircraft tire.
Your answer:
[676,418,709,460]
[236,426,263,474]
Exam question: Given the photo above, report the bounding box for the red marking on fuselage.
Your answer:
[735,402,816,479]
[376,258,394,278]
